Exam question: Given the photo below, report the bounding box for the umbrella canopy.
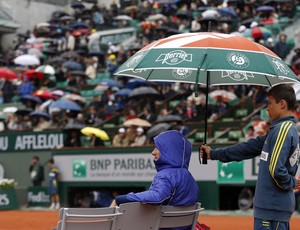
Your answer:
[115,32,300,164]
[155,115,182,123]
[115,32,298,87]
[256,5,275,12]
[14,54,40,66]
[208,89,239,106]
[123,118,152,127]
[68,70,88,78]
[128,87,161,99]
[62,94,86,104]
[36,65,56,75]
[217,7,238,18]
[81,127,110,141]
[29,111,51,120]
[250,26,272,39]
[114,15,133,21]
[146,123,172,139]
[20,95,42,104]
[22,70,44,80]
[63,60,83,70]
[0,68,18,80]
[126,79,150,89]
[49,99,82,111]
[15,108,33,116]
[114,88,132,97]
[33,90,58,100]
[99,79,122,88]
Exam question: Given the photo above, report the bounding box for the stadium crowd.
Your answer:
[0,0,300,147]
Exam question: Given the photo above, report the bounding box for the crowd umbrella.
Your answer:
[128,87,161,99]
[49,99,82,111]
[99,79,122,88]
[20,95,42,104]
[114,88,132,97]
[155,115,183,124]
[29,111,51,120]
[208,89,239,106]
[14,54,40,66]
[33,90,58,100]
[0,68,18,80]
[123,118,152,128]
[146,123,172,139]
[68,70,88,78]
[81,127,110,141]
[15,108,33,116]
[36,65,56,75]
[126,79,150,89]
[256,5,275,12]
[63,60,83,71]
[217,7,238,18]
[61,51,81,60]
[22,70,44,80]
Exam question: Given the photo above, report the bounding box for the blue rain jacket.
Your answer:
[116,130,199,229]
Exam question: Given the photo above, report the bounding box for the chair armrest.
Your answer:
[66,213,123,218]
[162,208,204,215]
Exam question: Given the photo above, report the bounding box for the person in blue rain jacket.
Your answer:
[111,130,199,230]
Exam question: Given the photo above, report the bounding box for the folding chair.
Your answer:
[159,202,203,229]
[115,202,161,230]
[54,206,121,230]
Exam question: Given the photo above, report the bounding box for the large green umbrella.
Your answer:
[115,32,300,164]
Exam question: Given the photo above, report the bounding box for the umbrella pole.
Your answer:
[202,72,210,164]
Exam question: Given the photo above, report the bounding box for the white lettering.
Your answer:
[0,194,9,206]
[0,137,8,151]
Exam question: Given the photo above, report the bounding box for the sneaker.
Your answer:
[49,203,55,209]
[55,203,60,210]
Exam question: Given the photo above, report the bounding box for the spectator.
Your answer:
[125,109,137,121]
[245,125,256,141]
[0,90,3,104]
[62,30,75,51]
[1,78,14,103]
[140,107,156,123]
[130,127,146,147]
[177,121,190,136]
[18,76,34,96]
[112,128,130,147]
[29,156,44,186]
[274,33,292,61]
[47,159,61,210]
[90,134,104,147]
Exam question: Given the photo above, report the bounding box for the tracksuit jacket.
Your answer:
[115,130,199,229]
[211,116,300,222]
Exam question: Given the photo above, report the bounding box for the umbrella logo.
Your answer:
[156,50,192,65]
[172,68,192,79]
[222,71,254,81]
[272,58,289,76]
[227,52,250,69]
[126,53,144,67]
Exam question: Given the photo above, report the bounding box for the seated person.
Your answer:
[111,130,199,230]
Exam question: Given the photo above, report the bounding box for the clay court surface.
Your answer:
[0,210,299,230]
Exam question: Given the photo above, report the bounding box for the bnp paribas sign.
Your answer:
[0,131,64,152]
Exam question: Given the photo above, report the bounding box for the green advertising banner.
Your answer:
[27,186,51,207]
[0,189,19,210]
[0,131,65,152]
[217,161,245,184]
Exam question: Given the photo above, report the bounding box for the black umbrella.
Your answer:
[20,95,43,104]
[155,115,182,124]
[69,70,88,78]
[146,123,172,139]
[29,111,51,120]
[61,51,81,60]
[128,87,161,99]
[15,108,33,116]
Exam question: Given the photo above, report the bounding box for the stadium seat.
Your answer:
[235,109,248,119]
[195,132,205,142]
[228,130,243,141]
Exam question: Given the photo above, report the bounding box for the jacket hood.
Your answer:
[153,130,192,171]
